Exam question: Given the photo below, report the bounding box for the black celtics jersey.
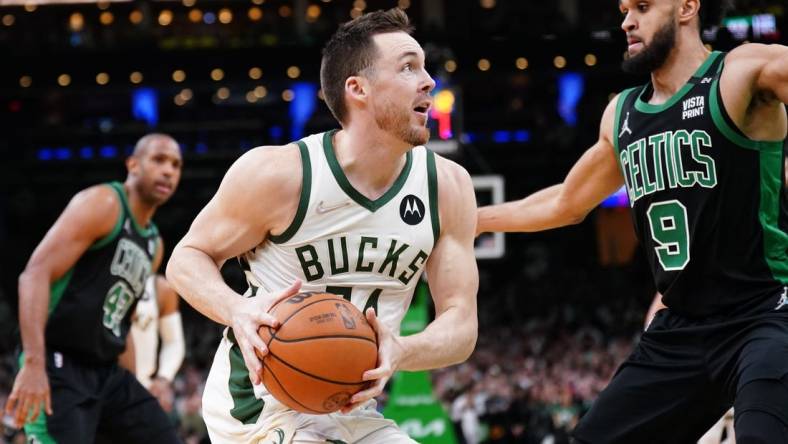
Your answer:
[45,182,159,363]
[614,51,788,317]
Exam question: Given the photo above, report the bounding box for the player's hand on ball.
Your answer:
[4,361,52,427]
[341,307,405,413]
[229,280,302,385]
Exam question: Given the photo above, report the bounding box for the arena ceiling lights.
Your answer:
[0,0,131,4]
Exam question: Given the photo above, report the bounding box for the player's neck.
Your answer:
[332,126,411,200]
[649,37,709,104]
[123,182,156,228]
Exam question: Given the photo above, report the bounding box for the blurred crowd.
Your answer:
[435,321,635,444]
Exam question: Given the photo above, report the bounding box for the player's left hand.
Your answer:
[340,307,405,414]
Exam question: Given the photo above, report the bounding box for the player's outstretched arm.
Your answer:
[719,44,788,143]
[166,145,303,384]
[477,96,625,234]
[343,158,479,412]
[752,44,788,105]
[6,185,120,427]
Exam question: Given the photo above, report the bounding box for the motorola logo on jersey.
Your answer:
[399,195,425,225]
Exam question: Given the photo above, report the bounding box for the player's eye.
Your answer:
[637,3,648,12]
[403,63,413,72]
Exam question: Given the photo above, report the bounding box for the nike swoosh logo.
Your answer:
[316,200,351,214]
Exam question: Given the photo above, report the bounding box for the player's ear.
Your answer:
[126,155,139,176]
[345,75,369,108]
[678,0,700,25]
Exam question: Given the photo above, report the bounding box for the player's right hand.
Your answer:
[4,362,52,428]
[228,280,302,385]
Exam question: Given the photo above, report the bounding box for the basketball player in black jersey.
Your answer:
[477,0,787,442]
[4,134,183,443]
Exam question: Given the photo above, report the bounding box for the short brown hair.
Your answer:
[320,8,414,124]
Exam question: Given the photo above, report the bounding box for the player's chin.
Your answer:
[410,126,430,146]
[149,189,174,205]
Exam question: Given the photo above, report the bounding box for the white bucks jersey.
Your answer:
[240,130,440,334]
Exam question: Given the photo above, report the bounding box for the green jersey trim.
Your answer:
[89,184,126,251]
[108,182,158,238]
[612,88,638,163]
[48,268,74,316]
[634,51,721,114]
[709,78,785,152]
[323,130,413,212]
[426,149,441,244]
[270,140,313,244]
[758,148,788,284]
[18,354,57,444]
[227,329,265,425]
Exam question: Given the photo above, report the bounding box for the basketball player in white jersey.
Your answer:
[166,8,479,444]
[131,274,185,412]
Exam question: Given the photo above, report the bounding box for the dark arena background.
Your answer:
[0,1,786,443]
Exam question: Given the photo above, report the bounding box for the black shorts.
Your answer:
[573,295,788,444]
[23,350,180,444]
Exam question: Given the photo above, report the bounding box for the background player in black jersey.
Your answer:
[477,0,787,442]
[4,134,183,443]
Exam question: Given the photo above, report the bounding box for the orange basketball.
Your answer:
[256,292,378,414]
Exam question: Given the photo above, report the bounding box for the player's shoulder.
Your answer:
[430,152,476,221]
[70,183,122,218]
[237,143,302,171]
[726,42,784,64]
[56,184,122,238]
[215,143,304,216]
[606,85,642,113]
[224,143,303,188]
[432,152,473,192]
[598,90,634,142]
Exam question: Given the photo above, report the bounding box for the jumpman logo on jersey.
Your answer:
[619,112,632,137]
[775,287,788,311]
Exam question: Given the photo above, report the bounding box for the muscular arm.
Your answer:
[166,145,303,383]
[721,44,788,141]
[398,158,479,370]
[755,44,788,105]
[7,185,119,425]
[166,146,300,325]
[18,186,119,366]
[477,96,624,234]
